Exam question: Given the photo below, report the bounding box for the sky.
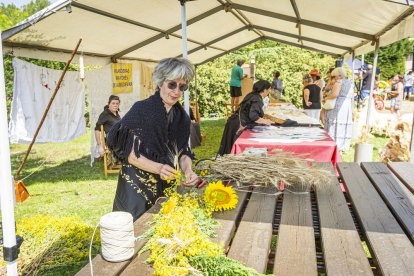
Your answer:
[1,0,57,8]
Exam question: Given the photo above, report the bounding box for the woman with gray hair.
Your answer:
[106,57,198,221]
[324,67,353,151]
[302,73,322,120]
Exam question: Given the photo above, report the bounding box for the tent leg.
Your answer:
[366,38,380,130]
[351,51,355,117]
[0,28,18,276]
[180,0,191,148]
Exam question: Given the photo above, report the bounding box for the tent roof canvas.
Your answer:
[1,0,414,65]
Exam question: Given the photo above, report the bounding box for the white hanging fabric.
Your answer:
[9,58,86,144]
[86,60,150,166]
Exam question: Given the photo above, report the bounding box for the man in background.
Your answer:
[404,71,413,100]
[271,70,283,99]
[359,64,373,100]
[229,60,245,111]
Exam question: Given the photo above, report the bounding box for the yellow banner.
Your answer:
[112,63,133,94]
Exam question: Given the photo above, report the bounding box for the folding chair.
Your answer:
[225,103,239,122]
[100,125,121,177]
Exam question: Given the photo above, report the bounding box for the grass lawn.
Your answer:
[2,118,388,275]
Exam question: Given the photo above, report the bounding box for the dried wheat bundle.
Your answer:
[379,115,413,163]
[198,152,334,190]
[263,114,286,124]
[358,126,371,144]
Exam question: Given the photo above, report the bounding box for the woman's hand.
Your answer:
[98,145,105,157]
[263,119,273,126]
[306,101,312,107]
[183,170,198,187]
[159,164,176,181]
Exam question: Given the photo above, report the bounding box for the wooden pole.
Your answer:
[14,38,82,181]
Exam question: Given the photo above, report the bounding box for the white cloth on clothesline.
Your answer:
[9,58,86,144]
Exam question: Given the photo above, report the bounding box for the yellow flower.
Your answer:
[203,181,238,211]
[161,197,176,215]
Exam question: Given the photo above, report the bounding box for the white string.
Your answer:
[89,212,135,276]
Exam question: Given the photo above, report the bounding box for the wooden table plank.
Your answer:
[338,162,414,276]
[227,187,277,274]
[211,190,249,249]
[362,162,414,241]
[314,162,373,276]
[274,185,317,276]
[121,190,249,276]
[388,162,414,195]
[76,203,162,276]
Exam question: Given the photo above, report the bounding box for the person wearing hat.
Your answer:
[302,73,322,120]
[359,64,373,100]
[229,60,246,111]
[309,69,325,91]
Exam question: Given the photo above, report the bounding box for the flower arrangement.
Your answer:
[138,181,263,275]
[0,215,100,276]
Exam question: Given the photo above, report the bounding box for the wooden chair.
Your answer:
[189,101,201,124]
[225,103,239,122]
[100,125,121,177]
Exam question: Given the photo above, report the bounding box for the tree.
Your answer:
[363,38,413,80]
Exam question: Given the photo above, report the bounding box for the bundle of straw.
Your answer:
[198,151,334,190]
[263,114,286,124]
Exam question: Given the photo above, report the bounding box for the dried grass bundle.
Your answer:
[379,114,413,163]
[198,151,334,190]
[358,126,371,144]
[263,114,286,124]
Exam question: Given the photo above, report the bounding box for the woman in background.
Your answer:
[320,68,335,122]
[302,73,322,120]
[324,67,353,151]
[390,74,404,119]
[218,80,273,155]
[94,95,121,158]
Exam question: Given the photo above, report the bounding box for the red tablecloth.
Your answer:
[230,129,343,168]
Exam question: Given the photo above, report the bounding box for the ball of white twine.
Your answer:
[89,212,134,275]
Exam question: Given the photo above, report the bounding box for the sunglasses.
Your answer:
[166,81,188,92]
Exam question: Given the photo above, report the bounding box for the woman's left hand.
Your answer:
[306,101,312,107]
[183,170,199,187]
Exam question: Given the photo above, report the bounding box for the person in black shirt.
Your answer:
[302,73,322,121]
[94,95,121,157]
[218,80,273,155]
[359,64,373,100]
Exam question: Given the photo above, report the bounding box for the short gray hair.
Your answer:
[153,58,195,86]
[303,73,312,83]
[331,67,346,77]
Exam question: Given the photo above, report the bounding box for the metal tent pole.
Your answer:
[360,54,364,92]
[0,27,18,276]
[180,0,190,118]
[194,65,198,103]
[351,51,355,116]
[366,38,380,130]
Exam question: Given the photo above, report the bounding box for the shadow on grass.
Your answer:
[10,152,117,186]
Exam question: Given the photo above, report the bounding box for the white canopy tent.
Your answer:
[1,0,414,274]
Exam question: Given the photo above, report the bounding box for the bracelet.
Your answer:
[97,143,101,145]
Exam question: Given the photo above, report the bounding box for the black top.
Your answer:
[362,71,373,90]
[106,90,192,166]
[95,106,121,134]
[303,84,321,110]
[237,93,264,126]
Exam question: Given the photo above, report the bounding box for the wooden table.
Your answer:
[77,162,414,276]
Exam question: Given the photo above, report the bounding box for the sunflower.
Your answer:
[161,197,177,215]
[203,181,238,211]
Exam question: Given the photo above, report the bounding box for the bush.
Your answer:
[0,215,100,275]
[189,40,336,117]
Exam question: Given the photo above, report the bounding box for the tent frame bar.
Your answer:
[382,0,414,6]
[253,25,351,51]
[1,0,73,41]
[112,5,223,60]
[289,0,303,45]
[196,37,262,65]
[266,37,341,57]
[227,3,374,40]
[177,26,248,57]
[72,2,225,57]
